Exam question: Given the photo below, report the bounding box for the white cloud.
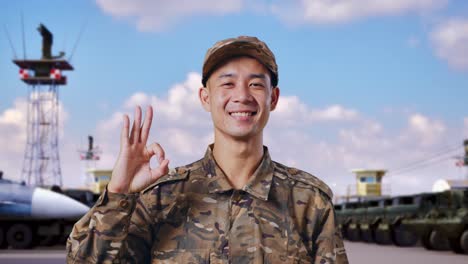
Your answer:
[0,98,28,155]
[431,18,468,71]
[310,104,358,121]
[272,97,359,126]
[272,96,310,126]
[0,97,69,184]
[96,0,244,31]
[339,120,385,151]
[96,0,447,31]
[272,0,447,25]
[406,113,446,146]
[94,73,212,177]
[124,92,151,108]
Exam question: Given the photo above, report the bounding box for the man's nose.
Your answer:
[232,83,253,102]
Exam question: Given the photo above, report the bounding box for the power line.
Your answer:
[68,18,88,62]
[21,10,27,59]
[386,143,462,177]
[3,24,18,59]
[387,155,453,177]
[388,143,461,175]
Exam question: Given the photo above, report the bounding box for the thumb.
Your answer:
[150,159,170,181]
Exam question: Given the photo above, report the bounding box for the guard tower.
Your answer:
[13,24,73,187]
[86,169,112,194]
[351,169,387,197]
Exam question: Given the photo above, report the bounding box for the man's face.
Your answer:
[199,56,280,141]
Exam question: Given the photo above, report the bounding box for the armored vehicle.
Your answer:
[403,189,468,253]
[335,188,468,254]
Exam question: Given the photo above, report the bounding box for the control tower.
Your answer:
[13,24,73,187]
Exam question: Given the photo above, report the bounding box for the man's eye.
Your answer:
[222,82,233,87]
[250,83,264,88]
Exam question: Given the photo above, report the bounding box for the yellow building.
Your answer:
[351,169,387,197]
[86,169,112,194]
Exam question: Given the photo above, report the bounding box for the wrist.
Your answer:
[107,182,129,194]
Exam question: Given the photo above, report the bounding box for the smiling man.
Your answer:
[67,36,348,263]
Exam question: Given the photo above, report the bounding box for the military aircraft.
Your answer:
[0,171,89,249]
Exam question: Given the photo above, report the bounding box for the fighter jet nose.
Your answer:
[31,188,90,219]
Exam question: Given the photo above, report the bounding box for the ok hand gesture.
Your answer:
[108,106,169,194]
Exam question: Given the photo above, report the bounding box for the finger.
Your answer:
[120,114,130,147]
[130,106,142,144]
[150,159,169,181]
[140,105,153,143]
[146,142,165,162]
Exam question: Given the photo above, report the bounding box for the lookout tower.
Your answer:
[351,169,387,197]
[13,24,73,187]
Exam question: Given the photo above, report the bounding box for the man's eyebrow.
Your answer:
[249,73,267,79]
[217,73,267,80]
[218,73,236,79]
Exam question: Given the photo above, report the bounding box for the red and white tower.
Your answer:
[13,24,73,187]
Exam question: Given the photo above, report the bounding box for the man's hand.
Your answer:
[108,105,169,194]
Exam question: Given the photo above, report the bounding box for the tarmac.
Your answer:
[0,242,467,263]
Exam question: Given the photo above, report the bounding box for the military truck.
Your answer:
[365,198,391,245]
[335,188,468,254]
[403,189,468,253]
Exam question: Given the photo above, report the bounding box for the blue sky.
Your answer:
[1,0,467,195]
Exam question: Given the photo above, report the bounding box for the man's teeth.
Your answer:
[231,112,253,117]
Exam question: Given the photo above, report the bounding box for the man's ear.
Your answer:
[270,86,280,111]
[199,87,211,112]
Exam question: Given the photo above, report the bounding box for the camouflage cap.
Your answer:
[202,36,278,87]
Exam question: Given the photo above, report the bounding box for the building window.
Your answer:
[360,176,376,183]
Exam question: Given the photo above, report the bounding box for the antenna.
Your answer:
[62,32,68,53]
[68,19,88,62]
[21,11,27,59]
[3,25,18,59]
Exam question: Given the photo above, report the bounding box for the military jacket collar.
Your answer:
[201,145,274,201]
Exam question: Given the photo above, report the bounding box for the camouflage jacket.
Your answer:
[67,146,348,263]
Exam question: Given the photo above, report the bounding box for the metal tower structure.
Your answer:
[77,135,101,187]
[451,139,468,180]
[457,139,468,179]
[13,24,73,187]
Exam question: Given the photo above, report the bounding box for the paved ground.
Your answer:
[345,241,467,264]
[0,248,65,264]
[0,243,467,263]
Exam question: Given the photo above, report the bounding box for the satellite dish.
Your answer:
[432,179,451,192]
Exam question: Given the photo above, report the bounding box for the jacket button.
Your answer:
[119,199,129,209]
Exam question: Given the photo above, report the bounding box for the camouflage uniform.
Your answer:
[67,146,348,263]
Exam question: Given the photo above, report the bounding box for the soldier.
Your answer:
[67,36,348,263]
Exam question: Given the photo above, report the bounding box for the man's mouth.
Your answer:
[229,111,257,117]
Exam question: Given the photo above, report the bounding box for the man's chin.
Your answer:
[227,130,259,141]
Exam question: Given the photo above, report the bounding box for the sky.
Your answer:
[1,0,467,197]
